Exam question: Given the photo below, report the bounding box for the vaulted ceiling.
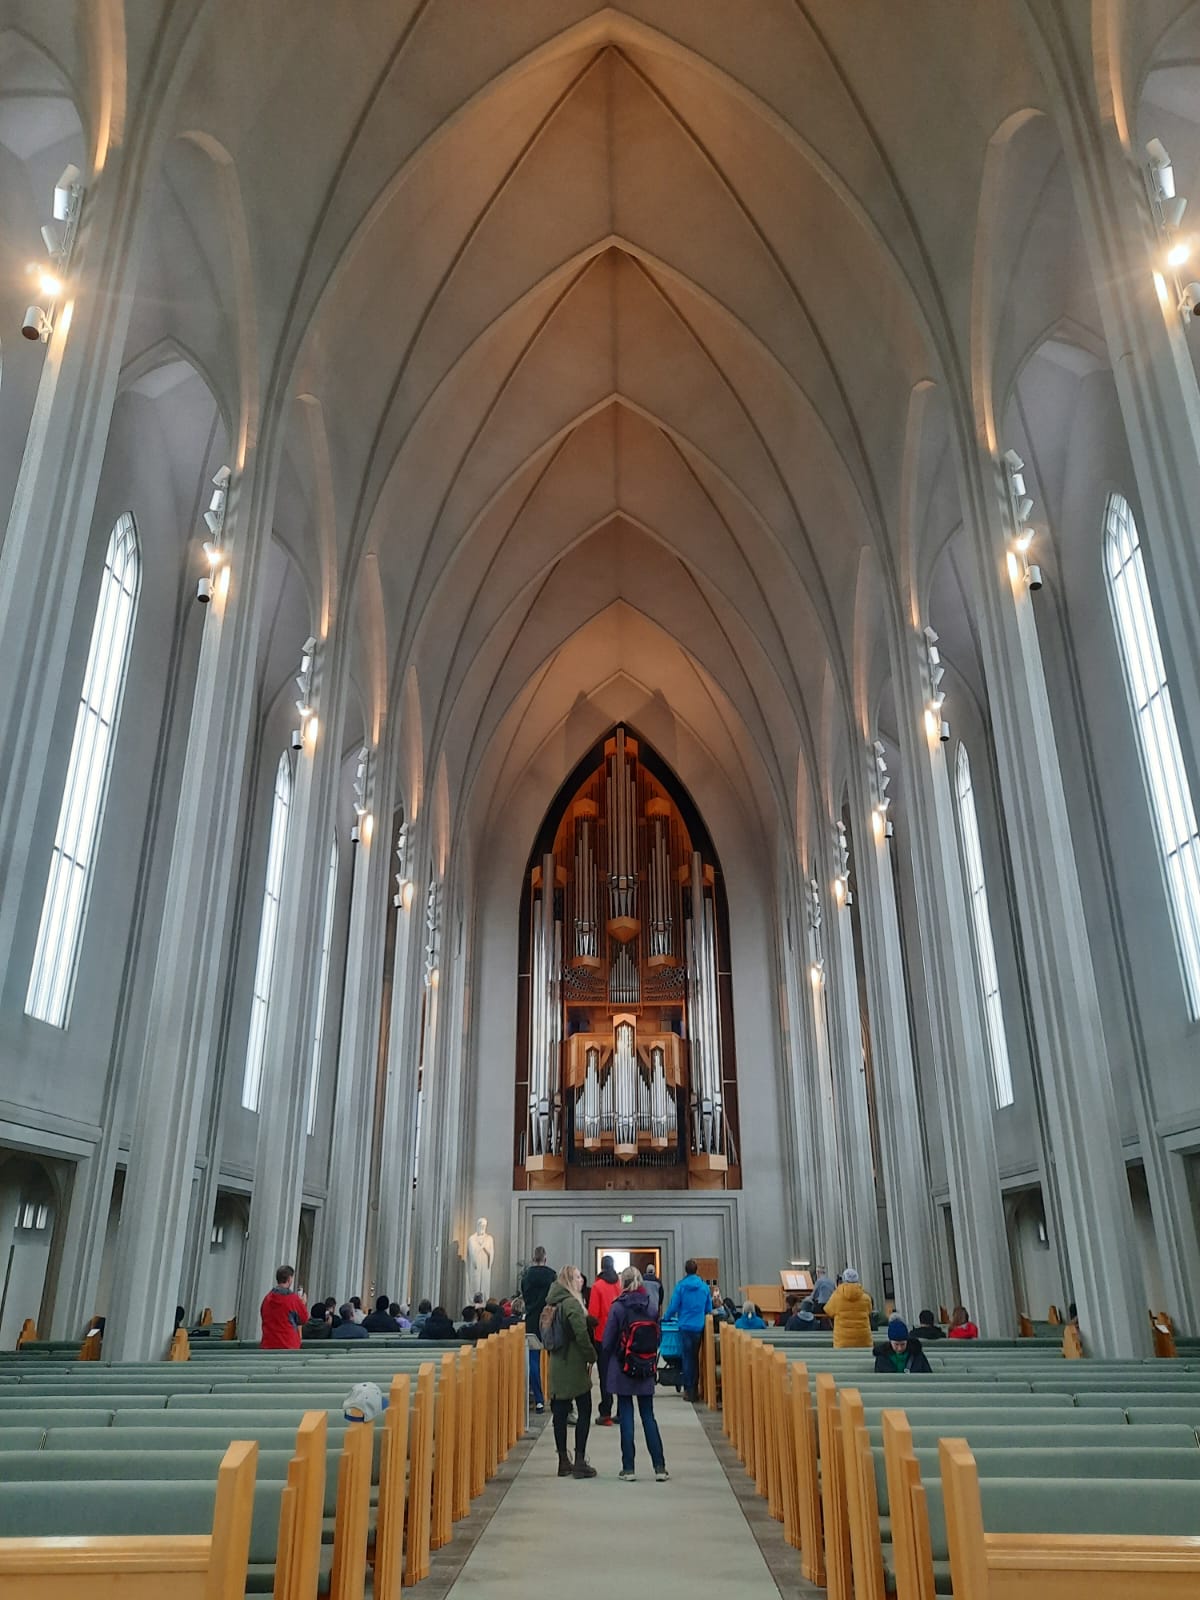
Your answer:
[9,0,1196,857]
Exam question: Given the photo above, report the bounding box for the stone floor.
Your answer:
[424,1388,821,1598]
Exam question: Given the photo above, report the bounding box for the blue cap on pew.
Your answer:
[344,1381,388,1422]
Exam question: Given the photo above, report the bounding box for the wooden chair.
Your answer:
[373,1375,410,1600]
[431,1351,457,1550]
[0,1438,257,1600]
[404,1363,435,1587]
[939,1436,1200,1598]
[816,1372,853,1600]
[329,1421,373,1600]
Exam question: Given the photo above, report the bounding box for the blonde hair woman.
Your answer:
[542,1263,597,1478]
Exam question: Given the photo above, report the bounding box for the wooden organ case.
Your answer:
[515,729,740,1192]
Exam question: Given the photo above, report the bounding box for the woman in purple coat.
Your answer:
[600,1266,669,1482]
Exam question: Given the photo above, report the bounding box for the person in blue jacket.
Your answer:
[734,1300,766,1330]
[665,1257,711,1402]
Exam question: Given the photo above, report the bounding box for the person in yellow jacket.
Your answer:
[821,1267,874,1349]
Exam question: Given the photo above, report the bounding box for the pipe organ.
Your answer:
[518,729,738,1190]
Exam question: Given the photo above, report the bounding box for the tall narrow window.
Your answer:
[305,835,339,1135]
[242,752,293,1111]
[26,514,141,1026]
[1105,492,1200,1014]
[954,744,1015,1110]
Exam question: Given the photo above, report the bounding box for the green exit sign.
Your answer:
[620,1213,634,1224]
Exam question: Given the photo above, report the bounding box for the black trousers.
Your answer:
[551,1389,592,1460]
[593,1338,613,1416]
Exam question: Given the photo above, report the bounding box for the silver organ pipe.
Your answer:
[650,1044,669,1144]
[610,944,639,1006]
[648,815,672,958]
[528,852,561,1157]
[687,850,724,1157]
[582,1045,601,1144]
[607,729,638,923]
[613,1018,637,1151]
[574,815,597,960]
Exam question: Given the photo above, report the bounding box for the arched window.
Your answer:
[305,835,339,1135]
[954,743,1015,1110]
[25,514,141,1026]
[1104,492,1200,1015]
[241,752,293,1111]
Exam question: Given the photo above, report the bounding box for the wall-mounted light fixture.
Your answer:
[871,739,894,839]
[1002,449,1043,592]
[292,636,318,751]
[21,163,82,343]
[921,625,949,743]
[351,746,373,844]
[1146,139,1200,327]
[393,820,413,910]
[424,878,442,988]
[196,466,231,603]
[833,819,853,907]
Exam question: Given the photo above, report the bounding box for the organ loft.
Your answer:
[515,728,740,1192]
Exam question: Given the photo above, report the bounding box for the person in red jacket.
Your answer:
[260,1264,307,1350]
[947,1304,980,1340]
[588,1256,622,1424]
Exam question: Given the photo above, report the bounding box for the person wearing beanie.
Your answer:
[821,1266,874,1348]
[873,1315,932,1373]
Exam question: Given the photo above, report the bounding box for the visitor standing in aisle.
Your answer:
[521,1245,555,1414]
[545,1264,597,1479]
[588,1254,622,1424]
[260,1265,307,1351]
[822,1267,874,1349]
[601,1266,669,1481]
[665,1257,711,1401]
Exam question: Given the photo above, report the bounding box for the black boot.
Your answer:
[572,1458,597,1478]
[558,1453,574,1477]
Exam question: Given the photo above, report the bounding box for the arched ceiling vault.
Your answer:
[160,0,1060,847]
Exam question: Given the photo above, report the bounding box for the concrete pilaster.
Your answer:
[849,744,940,1317]
[956,443,1148,1356]
[106,451,281,1361]
[313,763,393,1299]
[821,828,884,1286]
[891,627,1015,1336]
[237,639,352,1336]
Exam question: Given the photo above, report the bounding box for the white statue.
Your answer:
[465,1216,495,1301]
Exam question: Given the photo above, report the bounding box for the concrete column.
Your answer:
[1020,29,1200,1329]
[408,872,445,1301]
[890,623,1014,1335]
[314,756,393,1298]
[849,742,940,1317]
[773,851,821,1263]
[0,151,149,985]
[372,827,428,1304]
[804,873,848,1272]
[955,442,1147,1356]
[237,637,352,1336]
[105,448,282,1361]
[821,825,883,1286]
[1021,4,1200,812]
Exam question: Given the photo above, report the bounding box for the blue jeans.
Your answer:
[679,1328,702,1396]
[528,1344,544,1407]
[617,1392,665,1474]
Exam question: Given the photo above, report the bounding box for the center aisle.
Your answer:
[442,1392,784,1596]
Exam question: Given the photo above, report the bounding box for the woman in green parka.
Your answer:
[544,1264,597,1479]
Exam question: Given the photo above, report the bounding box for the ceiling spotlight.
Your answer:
[1002,448,1024,473]
[1181,281,1200,321]
[212,465,232,488]
[40,221,64,256]
[1015,495,1034,523]
[21,305,51,342]
[1164,196,1189,231]
[33,268,62,299]
[203,508,223,536]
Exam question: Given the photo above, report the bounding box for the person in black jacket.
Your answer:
[521,1245,556,1414]
[419,1305,458,1340]
[363,1294,401,1333]
[873,1317,932,1374]
[917,1309,946,1341]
